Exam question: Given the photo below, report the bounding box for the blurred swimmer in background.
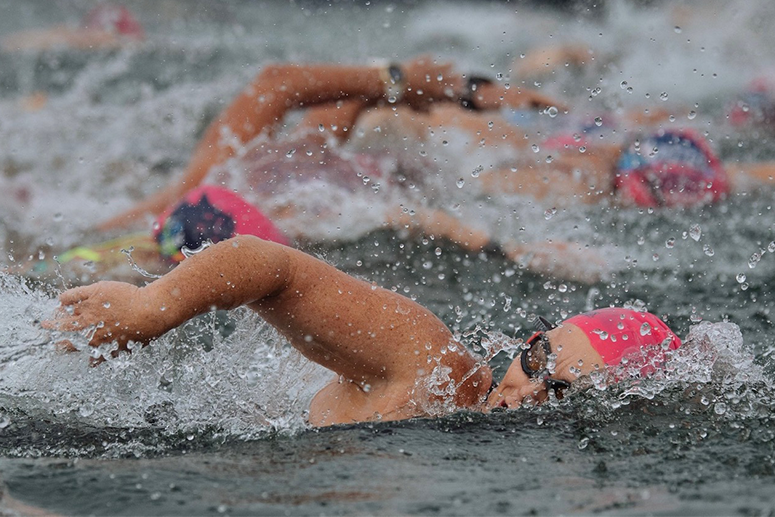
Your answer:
[45,235,682,426]
[37,56,603,283]
[0,3,144,53]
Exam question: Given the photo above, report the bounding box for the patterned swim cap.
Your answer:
[153,186,289,262]
[615,129,729,207]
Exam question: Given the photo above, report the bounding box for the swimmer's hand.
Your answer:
[42,281,169,364]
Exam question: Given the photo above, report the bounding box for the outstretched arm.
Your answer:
[387,207,609,283]
[726,161,775,189]
[98,58,465,231]
[45,236,490,422]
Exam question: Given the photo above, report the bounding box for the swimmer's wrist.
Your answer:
[459,75,494,110]
[377,62,406,103]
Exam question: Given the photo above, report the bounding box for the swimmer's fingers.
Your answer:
[54,339,78,353]
[58,284,99,306]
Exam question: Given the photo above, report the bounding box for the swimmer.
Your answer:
[74,57,604,282]
[44,236,681,426]
[0,3,144,53]
[472,127,775,207]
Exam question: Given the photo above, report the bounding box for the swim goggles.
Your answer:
[520,316,572,399]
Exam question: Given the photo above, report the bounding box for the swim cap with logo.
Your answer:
[615,129,729,207]
[564,308,682,374]
[153,186,289,262]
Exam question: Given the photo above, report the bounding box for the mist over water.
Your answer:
[1,0,775,515]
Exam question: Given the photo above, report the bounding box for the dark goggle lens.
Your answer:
[523,332,548,374]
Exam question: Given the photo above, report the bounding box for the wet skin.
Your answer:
[486,324,605,408]
[43,236,607,426]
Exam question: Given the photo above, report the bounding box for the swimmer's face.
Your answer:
[486,322,604,409]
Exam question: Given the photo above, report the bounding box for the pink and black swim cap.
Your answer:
[153,186,289,262]
[564,308,681,373]
[615,129,729,207]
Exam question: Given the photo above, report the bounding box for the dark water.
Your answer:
[1,0,775,515]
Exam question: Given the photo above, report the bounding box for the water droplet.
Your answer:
[578,437,590,450]
[674,26,682,33]
[546,106,558,118]
[103,302,111,308]
[749,252,761,269]
[531,144,540,153]
[688,110,696,120]
[689,224,702,241]
[471,165,483,178]
[714,402,726,415]
[768,241,775,253]
[0,413,10,429]
[665,238,675,249]
[736,273,747,283]
[286,148,296,158]
[660,92,669,101]
[79,404,94,418]
[594,117,603,127]
[53,213,64,222]
[544,207,557,220]
[640,322,652,336]
[703,244,714,256]
[456,178,465,188]
[620,80,628,89]
[578,146,586,153]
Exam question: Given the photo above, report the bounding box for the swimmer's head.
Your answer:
[82,4,144,39]
[487,308,681,408]
[153,186,290,263]
[726,78,775,127]
[615,129,729,207]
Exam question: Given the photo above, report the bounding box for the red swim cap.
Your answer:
[153,186,289,262]
[82,4,144,39]
[564,308,681,373]
[615,129,729,207]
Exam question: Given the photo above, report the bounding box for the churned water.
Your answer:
[1,0,775,515]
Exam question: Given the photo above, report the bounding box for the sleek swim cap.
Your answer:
[615,129,729,207]
[564,308,681,372]
[153,186,289,262]
[82,4,144,39]
[726,78,775,127]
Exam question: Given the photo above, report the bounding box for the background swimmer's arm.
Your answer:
[385,207,607,283]
[512,43,595,79]
[0,26,124,52]
[293,99,370,141]
[385,207,491,252]
[467,80,567,112]
[725,162,775,188]
[98,59,462,231]
[501,241,610,284]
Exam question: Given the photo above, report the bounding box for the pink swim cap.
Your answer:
[615,129,729,207]
[153,186,289,262]
[82,4,144,39]
[564,308,681,373]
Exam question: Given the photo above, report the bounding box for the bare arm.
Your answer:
[98,58,464,231]
[45,236,473,384]
[726,161,775,188]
